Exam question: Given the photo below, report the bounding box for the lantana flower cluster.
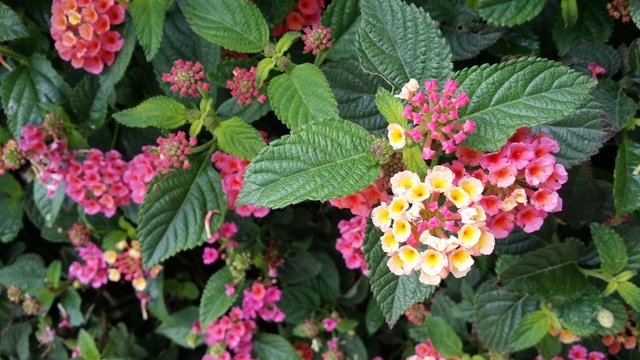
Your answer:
[162,59,211,97]
[272,0,326,36]
[607,0,631,22]
[406,339,453,360]
[602,319,638,355]
[50,0,128,74]
[302,24,333,55]
[226,67,268,106]
[202,222,239,265]
[211,151,270,217]
[535,344,606,360]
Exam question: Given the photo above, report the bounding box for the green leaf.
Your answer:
[363,223,435,327]
[238,119,380,208]
[375,87,406,126]
[130,0,170,60]
[475,287,538,352]
[365,298,385,335]
[275,32,300,54]
[328,16,361,60]
[614,132,640,214]
[306,251,341,301]
[561,0,579,27]
[562,43,621,78]
[138,154,227,267]
[477,0,546,26]
[536,334,562,360]
[214,117,266,160]
[182,0,269,53]
[0,322,31,360]
[46,260,62,288]
[156,306,201,348]
[509,310,551,351]
[280,251,323,285]
[252,333,300,360]
[0,253,46,288]
[279,287,321,324]
[323,59,387,132]
[500,239,590,304]
[199,267,236,328]
[431,292,468,336]
[553,286,601,336]
[0,173,24,243]
[0,2,28,41]
[2,53,71,137]
[425,316,464,357]
[61,288,84,327]
[552,2,613,55]
[444,25,503,62]
[592,79,635,130]
[591,223,628,276]
[78,330,100,360]
[69,76,110,129]
[629,0,640,29]
[33,181,65,227]
[402,146,428,179]
[268,63,339,130]
[113,96,189,130]
[618,281,640,312]
[101,22,136,86]
[356,0,452,89]
[322,0,360,45]
[454,57,593,151]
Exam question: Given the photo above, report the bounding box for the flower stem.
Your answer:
[191,138,216,154]
[0,46,28,66]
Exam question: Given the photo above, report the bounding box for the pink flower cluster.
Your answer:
[456,128,568,238]
[335,216,369,275]
[406,339,453,360]
[211,151,270,217]
[535,344,605,360]
[404,303,428,326]
[330,181,389,217]
[321,337,344,360]
[67,224,109,288]
[155,131,197,171]
[607,0,631,22]
[50,0,127,74]
[302,24,332,55]
[588,63,606,80]
[272,0,326,36]
[203,222,238,265]
[393,79,475,160]
[202,281,284,360]
[162,59,211,97]
[226,67,267,106]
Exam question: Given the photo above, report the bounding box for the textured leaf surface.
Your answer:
[322,0,359,45]
[139,154,227,267]
[0,254,45,288]
[33,181,65,227]
[217,97,270,124]
[279,287,321,324]
[454,57,593,151]
[113,96,189,129]
[268,63,339,130]
[629,0,640,29]
[214,117,266,160]
[500,239,589,304]
[363,224,435,327]
[475,287,538,352]
[130,0,170,60]
[618,282,640,312]
[238,119,380,208]
[323,59,387,132]
[200,267,236,328]
[553,286,601,336]
[592,79,635,130]
[552,2,613,55]
[509,310,552,351]
[591,223,627,276]
[0,2,27,41]
[614,132,640,214]
[0,173,24,243]
[356,0,452,89]
[425,316,463,357]
[562,43,621,77]
[252,334,300,360]
[182,0,269,53]
[478,0,546,26]
[156,306,201,348]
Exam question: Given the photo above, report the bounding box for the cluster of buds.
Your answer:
[404,303,428,326]
[602,319,638,355]
[226,67,268,106]
[272,0,326,36]
[535,344,606,360]
[104,240,162,292]
[0,140,25,175]
[588,63,606,80]
[154,131,197,172]
[5,285,43,316]
[50,0,128,74]
[406,339,452,360]
[162,60,211,97]
[607,0,631,22]
[302,24,333,55]
[390,79,475,159]
[335,216,369,275]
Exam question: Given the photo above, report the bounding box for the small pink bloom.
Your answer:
[202,247,219,265]
[516,206,545,233]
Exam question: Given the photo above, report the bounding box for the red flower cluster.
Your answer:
[607,0,631,22]
[602,320,638,355]
[226,67,267,106]
[406,339,455,360]
[272,0,326,36]
[302,24,332,55]
[50,0,128,74]
[162,60,211,98]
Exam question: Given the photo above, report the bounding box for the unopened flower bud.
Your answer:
[597,309,615,328]
[7,285,21,303]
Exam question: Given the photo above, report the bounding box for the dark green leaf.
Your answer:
[252,333,300,360]
[306,251,341,301]
[156,306,201,348]
[425,316,464,357]
[562,43,621,77]
[613,132,640,214]
[0,173,23,243]
[0,253,45,288]
[478,0,546,26]
[217,97,271,124]
[200,267,236,328]
[279,287,321,324]
[33,181,64,227]
[365,298,385,335]
[552,2,613,55]
[0,2,28,41]
[553,286,601,336]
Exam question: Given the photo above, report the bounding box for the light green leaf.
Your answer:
[214,117,266,160]
[613,132,640,214]
[113,96,190,129]
[475,287,538,352]
[46,260,62,289]
[138,154,227,267]
[617,281,640,312]
[78,330,101,360]
[237,119,380,208]
[478,0,546,26]
[323,59,387,132]
[279,287,321,324]
[425,316,464,357]
[591,223,628,276]
[552,2,613,55]
[0,2,28,41]
[33,181,65,227]
[156,306,201,348]
[268,63,339,130]
[200,267,236,328]
[510,310,552,351]
[375,87,406,126]
[182,0,269,53]
[363,223,435,327]
[454,57,593,151]
[356,0,452,89]
[130,0,170,60]
[403,146,428,178]
[561,0,579,27]
[275,32,300,54]
[252,333,300,360]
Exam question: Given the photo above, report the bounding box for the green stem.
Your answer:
[191,138,216,154]
[110,122,120,149]
[578,267,610,281]
[0,46,28,65]
[313,51,328,67]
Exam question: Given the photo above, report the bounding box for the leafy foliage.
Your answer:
[477,0,546,26]
[214,117,266,160]
[113,96,190,130]
[200,267,237,328]
[614,132,640,214]
[0,2,27,42]
[130,0,170,60]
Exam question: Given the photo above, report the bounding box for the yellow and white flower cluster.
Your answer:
[371,167,495,285]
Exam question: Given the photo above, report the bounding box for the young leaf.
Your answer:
[617,281,640,312]
[613,132,640,214]
[214,117,266,160]
[200,267,236,328]
[509,310,552,351]
[129,0,170,60]
[356,0,452,89]
[403,146,428,178]
[323,59,388,132]
[561,0,579,27]
[363,224,435,327]
[590,223,628,276]
[237,119,381,208]
[0,2,28,41]
[182,0,269,53]
[78,330,101,360]
[375,88,406,126]
[425,316,464,357]
[113,96,190,130]
[477,0,546,26]
[252,333,299,360]
[138,154,227,267]
[268,63,339,130]
[454,57,593,151]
